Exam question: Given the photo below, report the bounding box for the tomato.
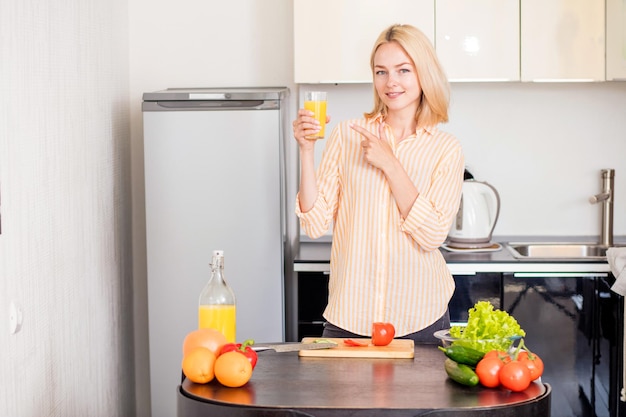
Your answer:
[475,356,505,388]
[518,350,544,381]
[499,360,532,392]
[372,322,395,346]
[483,350,511,363]
[220,339,258,369]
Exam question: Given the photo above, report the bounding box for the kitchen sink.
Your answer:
[505,242,625,259]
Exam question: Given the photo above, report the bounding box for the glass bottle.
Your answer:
[198,250,236,342]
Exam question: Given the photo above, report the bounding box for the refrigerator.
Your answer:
[142,87,295,417]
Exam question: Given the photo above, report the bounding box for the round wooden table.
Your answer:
[177,344,551,417]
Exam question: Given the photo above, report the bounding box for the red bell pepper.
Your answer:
[220,339,258,369]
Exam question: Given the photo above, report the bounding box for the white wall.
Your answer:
[0,0,134,416]
[127,1,626,416]
[448,82,626,237]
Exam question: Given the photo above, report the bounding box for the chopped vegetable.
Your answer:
[312,338,336,344]
[371,322,395,346]
[450,301,525,352]
[344,339,368,347]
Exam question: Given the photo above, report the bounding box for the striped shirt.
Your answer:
[296,115,465,337]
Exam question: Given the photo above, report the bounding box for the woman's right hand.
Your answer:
[292,109,327,150]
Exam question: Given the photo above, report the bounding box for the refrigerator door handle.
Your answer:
[142,99,279,112]
[189,93,228,100]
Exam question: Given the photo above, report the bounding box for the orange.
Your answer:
[214,351,253,387]
[182,347,216,384]
[183,328,227,358]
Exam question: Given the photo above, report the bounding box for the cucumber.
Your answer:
[438,345,485,366]
[444,358,479,387]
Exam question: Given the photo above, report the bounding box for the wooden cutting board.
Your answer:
[298,337,414,358]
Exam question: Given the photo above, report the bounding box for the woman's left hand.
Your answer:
[350,122,395,172]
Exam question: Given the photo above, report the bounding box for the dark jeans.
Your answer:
[321,309,450,344]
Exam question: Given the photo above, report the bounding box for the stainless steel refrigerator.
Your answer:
[142,87,294,417]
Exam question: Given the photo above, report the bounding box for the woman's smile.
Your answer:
[385,91,404,99]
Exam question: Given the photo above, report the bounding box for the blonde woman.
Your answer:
[292,24,464,343]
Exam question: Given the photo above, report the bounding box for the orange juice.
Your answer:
[199,304,236,342]
[304,94,327,138]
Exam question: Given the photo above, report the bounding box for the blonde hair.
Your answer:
[364,24,450,126]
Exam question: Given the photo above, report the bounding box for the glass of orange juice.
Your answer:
[304,91,327,139]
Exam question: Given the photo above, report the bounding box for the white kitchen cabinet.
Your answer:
[293,0,434,83]
[521,0,605,81]
[436,0,519,82]
[607,0,626,80]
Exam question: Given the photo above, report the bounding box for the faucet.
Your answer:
[589,168,615,247]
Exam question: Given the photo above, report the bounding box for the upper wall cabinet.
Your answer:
[436,0,520,82]
[293,0,434,84]
[607,0,626,80]
[521,0,605,81]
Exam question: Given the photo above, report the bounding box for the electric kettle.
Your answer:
[447,179,501,248]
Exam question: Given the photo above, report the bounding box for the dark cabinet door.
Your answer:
[503,272,610,417]
[596,275,623,417]
[297,271,329,340]
[449,273,502,322]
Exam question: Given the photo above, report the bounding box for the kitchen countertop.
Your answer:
[294,236,624,275]
[177,344,551,417]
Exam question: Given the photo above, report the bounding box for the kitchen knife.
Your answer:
[252,341,337,352]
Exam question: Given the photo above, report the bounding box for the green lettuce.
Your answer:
[449,301,525,353]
